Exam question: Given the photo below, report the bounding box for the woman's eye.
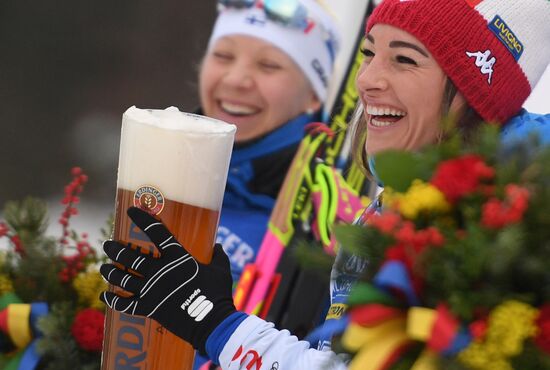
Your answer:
[213,52,233,61]
[259,62,281,71]
[360,48,375,58]
[396,55,417,65]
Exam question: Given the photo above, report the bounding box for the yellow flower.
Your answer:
[0,274,13,295]
[459,342,513,370]
[486,300,538,356]
[73,270,107,310]
[384,180,450,219]
[459,300,538,370]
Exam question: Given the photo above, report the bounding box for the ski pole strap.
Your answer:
[267,130,328,246]
[311,164,371,255]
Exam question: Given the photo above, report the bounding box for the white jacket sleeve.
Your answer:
[218,315,348,370]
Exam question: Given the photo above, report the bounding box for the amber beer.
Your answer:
[101,106,236,370]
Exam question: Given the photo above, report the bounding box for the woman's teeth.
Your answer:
[220,101,258,116]
[366,105,407,127]
[366,105,407,117]
[371,118,394,127]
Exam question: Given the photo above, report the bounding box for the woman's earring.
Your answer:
[306,108,315,115]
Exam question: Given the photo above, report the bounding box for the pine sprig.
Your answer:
[2,198,71,303]
[3,197,49,247]
[0,167,105,369]
[37,303,101,370]
[335,223,389,269]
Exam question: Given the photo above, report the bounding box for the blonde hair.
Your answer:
[349,103,369,177]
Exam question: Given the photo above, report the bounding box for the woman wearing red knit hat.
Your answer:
[99,0,550,369]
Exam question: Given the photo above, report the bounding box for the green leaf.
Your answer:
[334,224,373,257]
[373,151,420,192]
[293,239,335,279]
[334,224,389,273]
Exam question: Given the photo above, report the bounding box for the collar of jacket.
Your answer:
[229,112,315,164]
[226,112,317,211]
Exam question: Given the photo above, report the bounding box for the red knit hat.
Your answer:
[367,0,550,124]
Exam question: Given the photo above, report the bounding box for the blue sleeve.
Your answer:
[501,109,550,147]
[205,311,248,364]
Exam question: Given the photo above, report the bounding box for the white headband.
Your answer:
[207,1,340,101]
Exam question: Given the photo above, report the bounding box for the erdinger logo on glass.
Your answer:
[133,185,165,215]
[489,15,524,61]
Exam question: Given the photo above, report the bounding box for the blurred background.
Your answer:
[0,1,216,242]
[0,0,549,244]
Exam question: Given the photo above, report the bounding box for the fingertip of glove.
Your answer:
[127,206,160,228]
[99,291,109,306]
[99,263,113,277]
[127,206,156,220]
[127,207,145,225]
[212,243,230,265]
[127,206,142,217]
[213,243,225,255]
[102,239,113,251]
[103,240,124,254]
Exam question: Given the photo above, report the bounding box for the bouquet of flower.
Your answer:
[0,168,107,370]
[334,126,550,370]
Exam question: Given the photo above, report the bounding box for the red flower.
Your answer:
[369,212,401,234]
[59,167,88,245]
[426,227,445,247]
[535,304,550,354]
[10,235,25,256]
[430,155,494,204]
[71,167,83,176]
[481,199,504,228]
[394,221,416,246]
[386,243,408,267]
[385,222,444,269]
[504,185,529,223]
[469,318,488,340]
[481,185,530,229]
[71,309,105,352]
[384,244,424,296]
[0,223,8,237]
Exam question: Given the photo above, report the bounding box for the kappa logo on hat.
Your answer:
[466,50,496,85]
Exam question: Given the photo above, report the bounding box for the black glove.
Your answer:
[100,206,236,354]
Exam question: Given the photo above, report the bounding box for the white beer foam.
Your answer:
[117,106,236,211]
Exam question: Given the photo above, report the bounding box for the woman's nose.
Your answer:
[222,62,254,89]
[356,58,389,93]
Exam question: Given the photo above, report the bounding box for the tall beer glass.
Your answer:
[101,106,236,370]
